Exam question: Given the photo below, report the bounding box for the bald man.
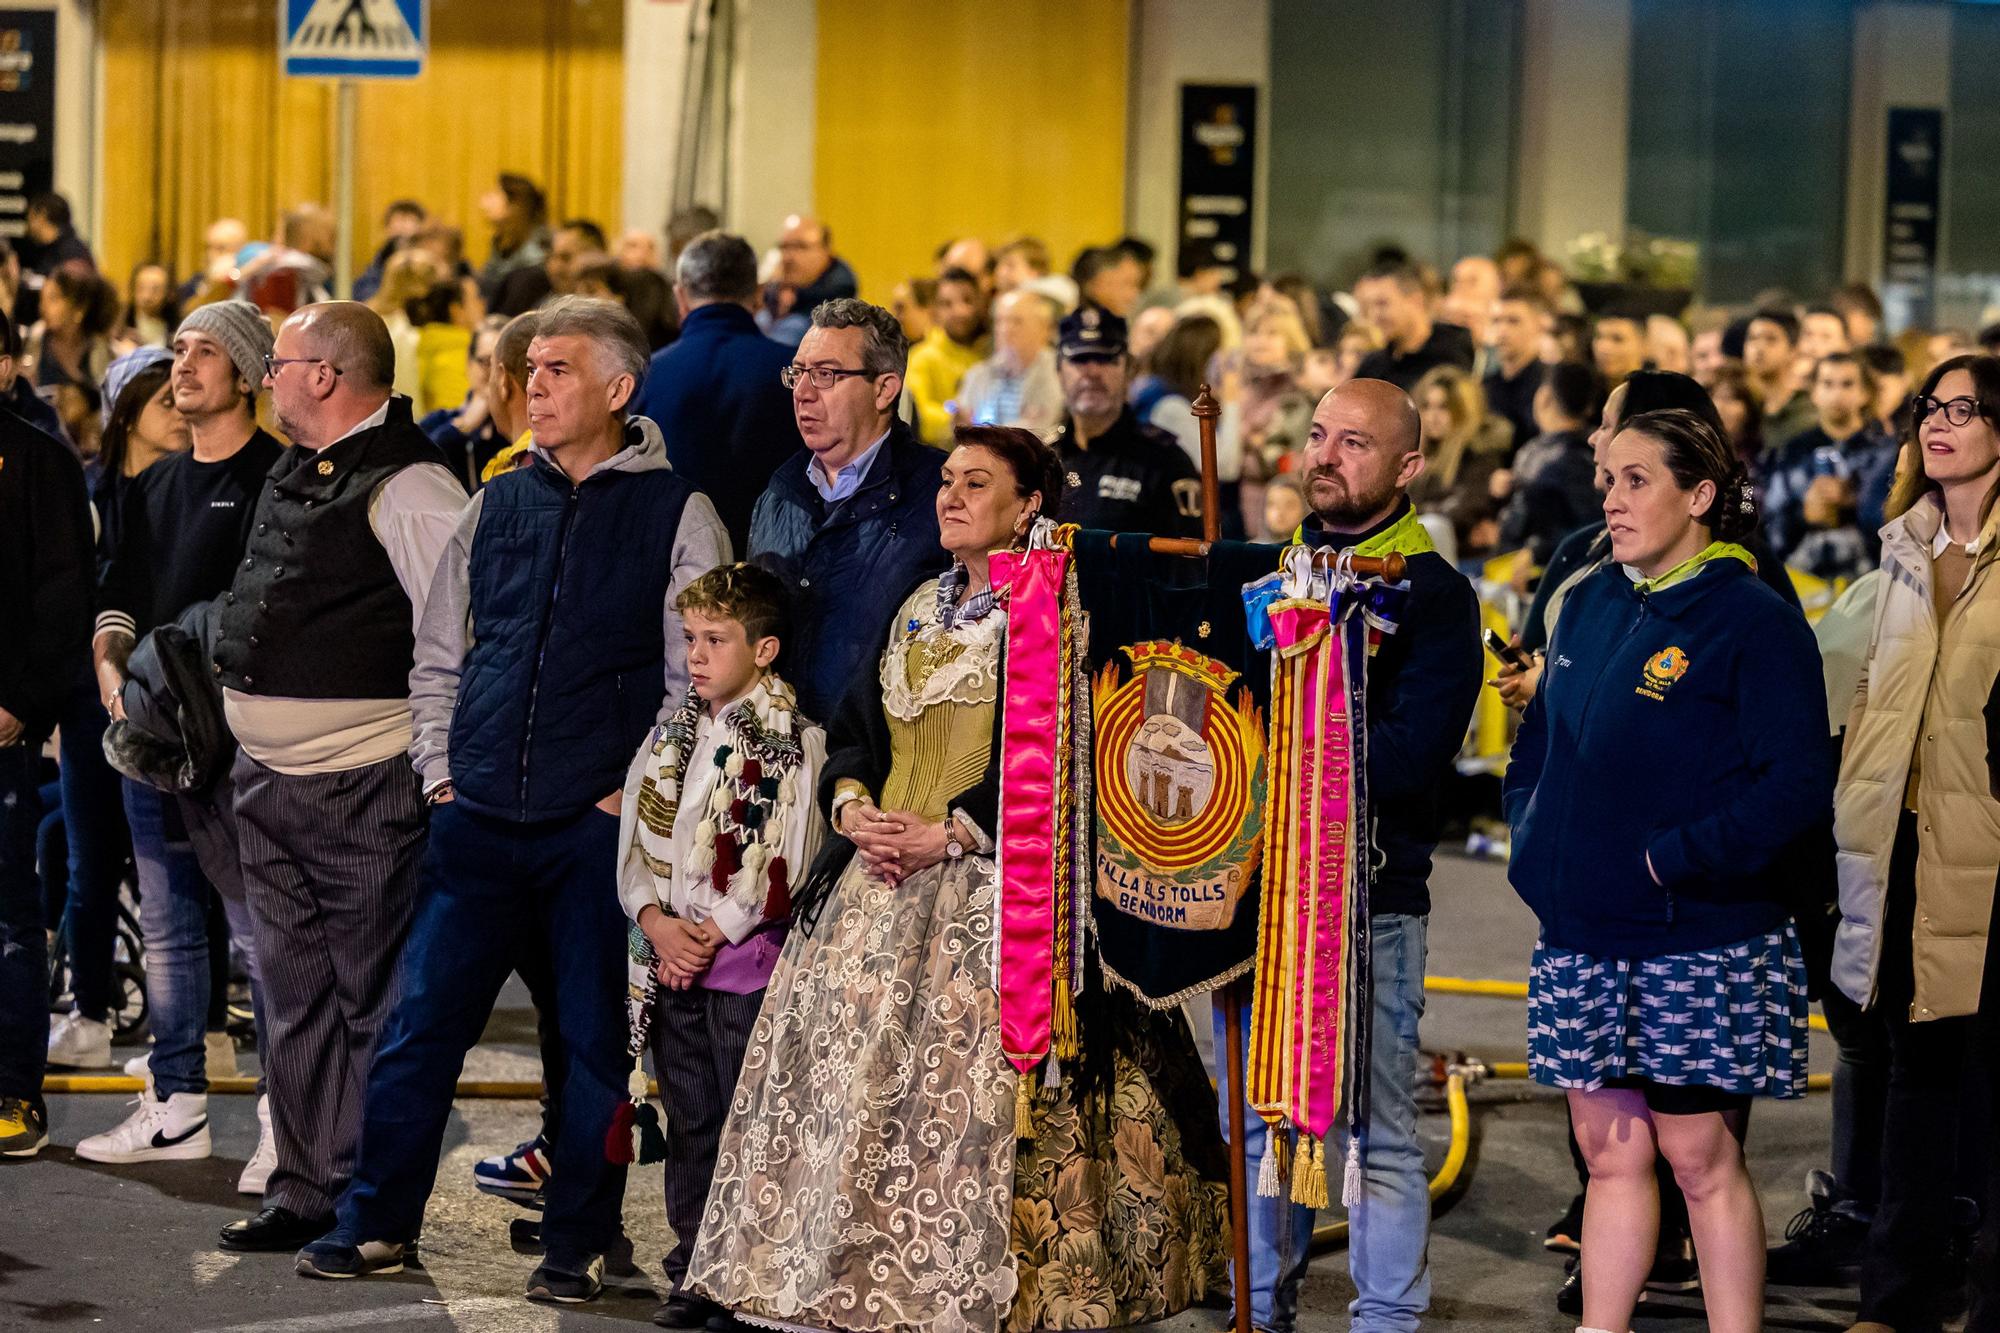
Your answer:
[1217,378,1482,1333]
[759,213,857,348]
[212,301,468,1256]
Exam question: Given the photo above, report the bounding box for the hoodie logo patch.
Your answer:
[1637,646,1689,701]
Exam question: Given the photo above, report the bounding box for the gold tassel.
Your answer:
[1052,974,1079,1062]
[1290,1133,1316,1206]
[1015,1073,1035,1139]
[1305,1137,1330,1209]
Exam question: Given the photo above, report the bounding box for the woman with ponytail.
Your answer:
[1503,407,1836,1333]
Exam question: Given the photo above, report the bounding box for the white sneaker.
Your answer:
[123,1051,151,1080]
[237,1095,276,1194]
[75,1091,212,1164]
[206,1032,239,1080]
[46,1013,113,1069]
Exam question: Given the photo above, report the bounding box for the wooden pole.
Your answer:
[1191,382,1224,542]
[1189,383,1254,1333]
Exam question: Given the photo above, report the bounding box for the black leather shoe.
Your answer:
[653,1291,720,1328]
[219,1206,335,1253]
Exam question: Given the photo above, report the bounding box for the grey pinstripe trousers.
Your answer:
[231,749,426,1219]
[648,983,764,1288]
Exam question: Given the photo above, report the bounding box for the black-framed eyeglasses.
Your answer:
[263,355,341,378]
[1914,395,1981,428]
[781,363,874,391]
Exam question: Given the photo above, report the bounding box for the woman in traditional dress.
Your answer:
[686,425,1227,1333]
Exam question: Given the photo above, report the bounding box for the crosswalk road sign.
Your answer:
[282,0,427,79]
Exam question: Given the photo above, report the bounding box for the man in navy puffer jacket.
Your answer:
[748,298,947,725]
[299,298,730,1302]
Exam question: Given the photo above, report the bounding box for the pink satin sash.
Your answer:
[1294,621,1351,1140]
[992,547,1067,1072]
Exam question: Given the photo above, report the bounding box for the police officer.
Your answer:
[1050,307,1201,536]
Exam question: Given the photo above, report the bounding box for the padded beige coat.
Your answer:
[1832,494,2000,1021]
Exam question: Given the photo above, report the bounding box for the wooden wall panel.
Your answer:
[812,0,1130,302]
[98,0,622,292]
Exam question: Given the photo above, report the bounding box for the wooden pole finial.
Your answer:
[1192,383,1222,544]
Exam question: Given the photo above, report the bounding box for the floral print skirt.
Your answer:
[1008,990,1232,1331]
[686,851,1019,1333]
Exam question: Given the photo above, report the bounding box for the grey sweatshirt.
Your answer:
[407,415,733,793]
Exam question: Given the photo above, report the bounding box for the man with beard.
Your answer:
[1218,377,1482,1333]
[1048,307,1200,536]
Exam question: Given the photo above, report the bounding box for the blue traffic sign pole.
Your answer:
[281,1,429,298]
[335,81,356,299]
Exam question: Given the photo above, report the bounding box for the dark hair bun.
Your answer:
[1618,407,1757,541]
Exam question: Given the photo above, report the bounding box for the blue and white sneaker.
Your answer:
[527,1254,604,1304]
[473,1135,552,1207]
[296,1238,406,1279]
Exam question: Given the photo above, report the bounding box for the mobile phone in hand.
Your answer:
[1484,628,1533,672]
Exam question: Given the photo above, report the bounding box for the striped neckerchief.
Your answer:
[934,562,1001,630]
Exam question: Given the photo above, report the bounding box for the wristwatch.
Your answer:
[944,818,966,861]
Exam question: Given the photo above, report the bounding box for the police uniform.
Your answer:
[1049,307,1203,537]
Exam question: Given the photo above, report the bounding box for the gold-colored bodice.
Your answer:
[874,582,1000,823]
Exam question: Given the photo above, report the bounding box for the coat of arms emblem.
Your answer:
[1093,640,1265,932]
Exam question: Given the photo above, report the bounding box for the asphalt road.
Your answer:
[2,853,1870,1332]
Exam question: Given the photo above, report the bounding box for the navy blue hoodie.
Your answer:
[1300,504,1484,917]
[1503,555,1832,957]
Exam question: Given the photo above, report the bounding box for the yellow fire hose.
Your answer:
[1306,976,1834,1250]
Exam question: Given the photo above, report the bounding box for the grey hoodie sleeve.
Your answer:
[408,489,486,789]
[660,491,733,721]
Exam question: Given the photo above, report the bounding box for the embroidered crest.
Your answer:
[1093,640,1265,931]
[1637,645,1690,701]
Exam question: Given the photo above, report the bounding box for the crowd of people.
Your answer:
[2,168,1999,1333]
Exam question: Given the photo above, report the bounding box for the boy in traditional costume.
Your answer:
[614,563,826,1330]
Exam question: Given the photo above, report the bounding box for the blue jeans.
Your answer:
[335,802,629,1267]
[54,681,130,1021]
[125,779,215,1097]
[0,744,46,1104]
[1216,911,1431,1333]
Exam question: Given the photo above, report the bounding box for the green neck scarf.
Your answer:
[1295,503,1437,558]
[1629,540,1755,593]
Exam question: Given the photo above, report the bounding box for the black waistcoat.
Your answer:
[212,402,449,699]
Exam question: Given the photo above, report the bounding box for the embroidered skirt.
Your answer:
[1527,922,1810,1099]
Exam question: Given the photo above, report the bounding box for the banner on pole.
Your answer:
[282,0,427,80]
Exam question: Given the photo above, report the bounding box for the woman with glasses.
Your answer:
[1831,353,2000,1331]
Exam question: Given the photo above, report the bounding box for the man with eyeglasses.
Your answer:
[209,300,468,1258]
[1050,306,1202,537]
[747,296,947,722]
